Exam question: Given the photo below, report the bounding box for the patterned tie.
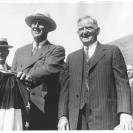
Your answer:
[85,47,90,90]
[32,44,39,55]
[85,46,89,62]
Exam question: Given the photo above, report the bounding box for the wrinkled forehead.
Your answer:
[77,16,98,29]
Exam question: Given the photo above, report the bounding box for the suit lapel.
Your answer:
[74,49,84,73]
[23,41,51,70]
[88,43,105,73]
[74,48,84,88]
[21,44,33,70]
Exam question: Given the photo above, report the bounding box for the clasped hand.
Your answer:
[17,72,32,87]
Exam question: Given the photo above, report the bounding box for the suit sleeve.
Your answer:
[112,46,131,115]
[30,46,65,84]
[58,59,69,118]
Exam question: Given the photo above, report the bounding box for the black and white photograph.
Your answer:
[0,0,133,131]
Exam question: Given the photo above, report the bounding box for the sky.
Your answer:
[0,0,133,65]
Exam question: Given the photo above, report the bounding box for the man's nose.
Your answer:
[83,27,87,33]
[34,22,39,27]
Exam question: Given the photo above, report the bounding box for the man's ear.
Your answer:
[6,49,9,56]
[77,30,79,35]
[97,27,100,35]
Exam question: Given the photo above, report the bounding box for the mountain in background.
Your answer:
[109,33,133,65]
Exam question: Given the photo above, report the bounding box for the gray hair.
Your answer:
[77,16,98,28]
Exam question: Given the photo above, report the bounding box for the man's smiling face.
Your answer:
[31,19,48,42]
[77,17,99,47]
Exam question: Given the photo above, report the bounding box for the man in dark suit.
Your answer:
[0,38,13,71]
[11,10,65,130]
[58,16,132,130]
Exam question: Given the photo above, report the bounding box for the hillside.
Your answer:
[109,34,133,65]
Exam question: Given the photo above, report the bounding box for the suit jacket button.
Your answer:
[76,94,79,98]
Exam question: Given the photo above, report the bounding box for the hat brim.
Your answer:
[25,15,56,32]
[0,45,13,48]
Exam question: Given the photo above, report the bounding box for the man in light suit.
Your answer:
[58,16,132,130]
[12,10,65,130]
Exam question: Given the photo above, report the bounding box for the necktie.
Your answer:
[32,45,39,55]
[85,47,90,91]
[85,47,89,62]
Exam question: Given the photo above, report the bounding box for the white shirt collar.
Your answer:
[84,41,98,58]
[32,39,47,50]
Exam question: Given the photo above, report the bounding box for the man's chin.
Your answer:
[33,36,41,41]
[33,34,41,38]
[129,75,133,79]
[81,40,90,46]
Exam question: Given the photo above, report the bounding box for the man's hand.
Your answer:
[17,72,32,86]
[17,72,32,81]
[58,116,69,130]
[120,113,133,130]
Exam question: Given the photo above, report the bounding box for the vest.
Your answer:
[79,52,90,109]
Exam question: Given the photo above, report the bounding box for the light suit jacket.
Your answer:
[12,41,65,112]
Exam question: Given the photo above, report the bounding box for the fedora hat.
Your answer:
[0,38,13,48]
[25,9,56,32]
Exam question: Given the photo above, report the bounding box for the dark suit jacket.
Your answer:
[11,41,65,113]
[58,43,131,130]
